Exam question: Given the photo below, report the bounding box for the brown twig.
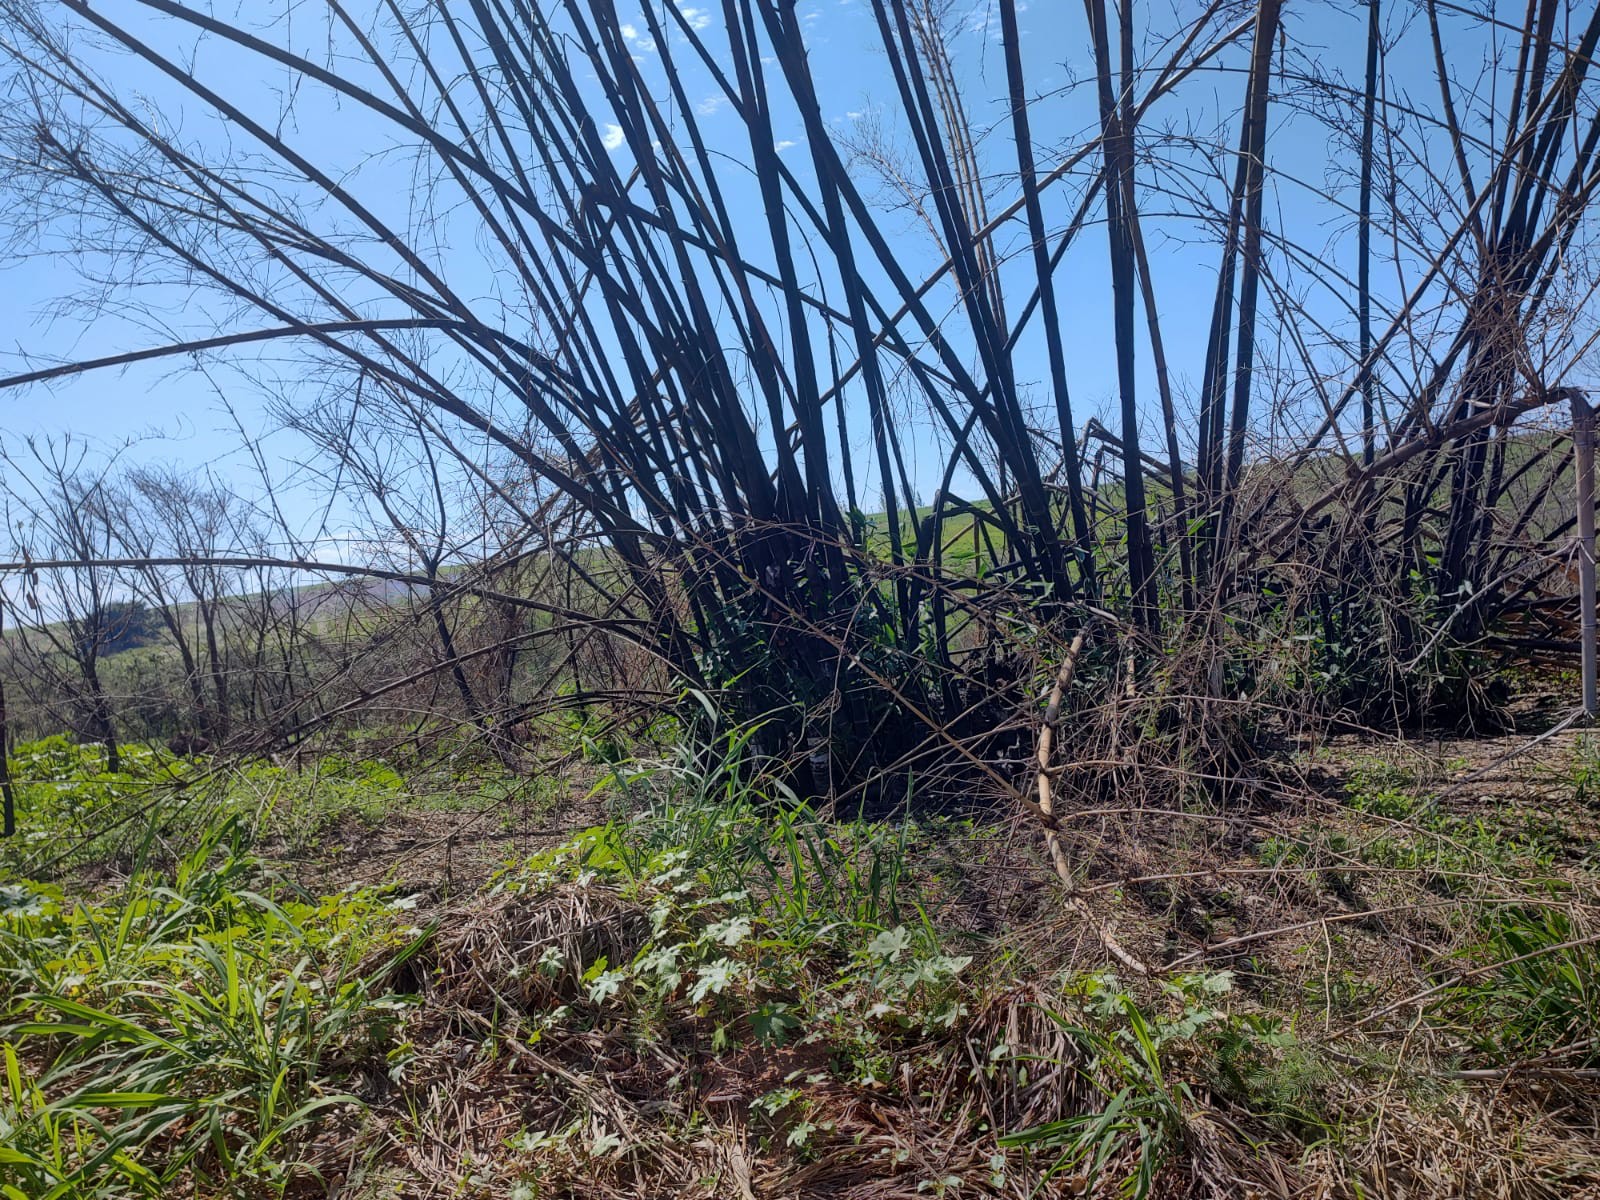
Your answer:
[1033,624,1150,976]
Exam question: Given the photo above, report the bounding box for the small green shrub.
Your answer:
[1343,763,1422,819]
[0,831,425,1197]
[1441,907,1600,1066]
[1001,972,1290,1199]
[599,724,930,947]
[495,818,970,1049]
[0,737,216,881]
[231,754,408,851]
[1571,737,1600,804]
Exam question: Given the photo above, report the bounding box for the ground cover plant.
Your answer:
[0,819,426,1197]
[0,719,1598,1198]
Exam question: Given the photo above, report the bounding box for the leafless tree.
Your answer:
[0,0,1594,778]
[0,439,134,769]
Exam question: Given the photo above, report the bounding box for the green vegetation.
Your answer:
[1444,907,1600,1067]
[1,726,1597,1197]
[1258,758,1574,887]
[0,828,422,1197]
[1,0,1598,1194]
[0,736,418,882]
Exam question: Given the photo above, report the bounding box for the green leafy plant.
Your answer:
[1442,907,1600,1066]
[0,833,425,1197]
[1571,737,1600,804]
[600,723,928,947]
[999,972,1301,1199]
[1343,763,1423,820]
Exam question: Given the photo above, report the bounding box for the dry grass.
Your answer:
[13,714,1600,1199]
[326,758,1600,1199]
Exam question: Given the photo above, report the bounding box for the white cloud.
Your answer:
[696,94,727,116]
[775,139,797,151]
[677,3,712,31]
[601,123,625,151]
[621,20,656,52]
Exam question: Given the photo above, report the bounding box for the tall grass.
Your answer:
[602,722,929,947]
[0,828,424,1197]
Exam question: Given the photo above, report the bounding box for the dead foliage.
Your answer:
[322,825,1600,1200]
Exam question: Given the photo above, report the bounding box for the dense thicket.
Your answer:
[1,1,1598,796]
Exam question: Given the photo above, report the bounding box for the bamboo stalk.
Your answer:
[0,602,14,838]
[1359,0,1380,468]
[1573,392,1597,717]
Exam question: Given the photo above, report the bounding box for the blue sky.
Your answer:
[0,0,1575,555]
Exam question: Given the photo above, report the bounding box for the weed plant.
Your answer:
[0,823,425,1197]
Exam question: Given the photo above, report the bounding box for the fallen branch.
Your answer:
[1033,623,1150,977]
